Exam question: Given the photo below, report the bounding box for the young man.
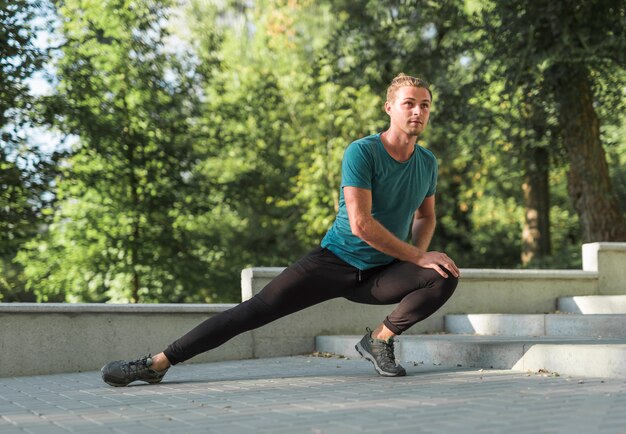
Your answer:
[101,73,460,386]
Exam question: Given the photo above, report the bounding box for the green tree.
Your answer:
[0,0,56,301]
[18,0,220,302]
[482,0,626,243]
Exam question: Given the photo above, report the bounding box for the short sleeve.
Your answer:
[341,142,373,190]
[426,157,438,196]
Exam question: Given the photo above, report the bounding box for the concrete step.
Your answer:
[316,334,626,379]
[444,313,626,338]
[558,295,626,314]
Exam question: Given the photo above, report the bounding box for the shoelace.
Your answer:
[122,356,152,375]
[380,340,397,364]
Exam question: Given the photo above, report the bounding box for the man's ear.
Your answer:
[384,100,391,115]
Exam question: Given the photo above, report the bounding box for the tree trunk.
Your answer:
[550,64,626,242]
[522,146,551,265]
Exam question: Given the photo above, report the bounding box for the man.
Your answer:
[101,73,460,386]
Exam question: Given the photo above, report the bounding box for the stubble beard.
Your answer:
[406,119,426,137]
[407,126,423,137]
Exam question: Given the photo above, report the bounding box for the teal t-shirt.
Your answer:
[321,133,438,270]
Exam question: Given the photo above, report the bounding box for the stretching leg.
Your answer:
[346,261,458,336]
[162,247,355,365]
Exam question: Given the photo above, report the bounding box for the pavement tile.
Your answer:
[2,356,626,433]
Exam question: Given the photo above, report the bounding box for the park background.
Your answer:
[2,0,625,305]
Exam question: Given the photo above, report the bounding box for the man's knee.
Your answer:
[436,270,459,298]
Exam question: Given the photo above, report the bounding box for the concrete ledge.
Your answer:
[457,269,597,280]
[445,313,626,338]
[0,303,254,378]
[445,273,597,315]
[558,295,626,314]
[516,343,626,378]
[316,335,626,378]
[445,314,546,336]
[583,242,626,294]
[241,267,286,301]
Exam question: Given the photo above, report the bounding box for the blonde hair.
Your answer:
[386,73,432,103]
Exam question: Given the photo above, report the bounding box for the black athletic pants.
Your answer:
[163,247,458,365]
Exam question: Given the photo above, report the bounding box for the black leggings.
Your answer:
[163,247,458,365]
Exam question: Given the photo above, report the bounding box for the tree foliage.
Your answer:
[17,0,220,302]
[480,0,626,244]
[0,0,59,301]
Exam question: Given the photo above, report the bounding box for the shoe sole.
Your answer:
[101,367,165,387]
[355,342,406,377]
[101,377,164,387]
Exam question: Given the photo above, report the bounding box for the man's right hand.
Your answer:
[415,251,460,279]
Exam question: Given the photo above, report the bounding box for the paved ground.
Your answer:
[1,355,626,434]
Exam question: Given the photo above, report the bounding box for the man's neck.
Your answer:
[380,130,418,162]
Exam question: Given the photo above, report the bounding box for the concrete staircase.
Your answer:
[316,295,626,378]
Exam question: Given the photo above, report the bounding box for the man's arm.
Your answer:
[344,186,459,278]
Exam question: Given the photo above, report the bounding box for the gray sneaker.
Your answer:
[101,355,168,387]
[355,328,406,377]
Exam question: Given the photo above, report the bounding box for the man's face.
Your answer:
[385,86,431,137]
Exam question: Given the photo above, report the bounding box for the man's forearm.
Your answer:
[412,216,436,252]
[352,214,424,265]
[352,208,458,279]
